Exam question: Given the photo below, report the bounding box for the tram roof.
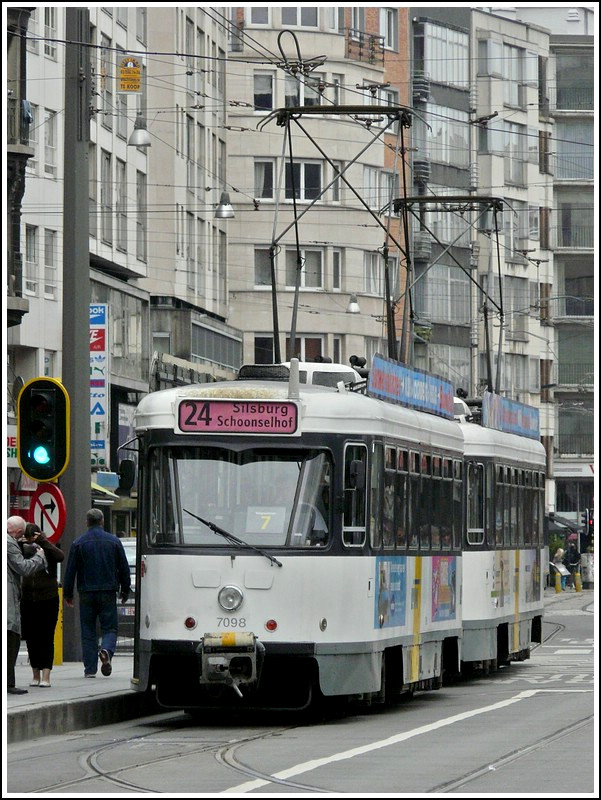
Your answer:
[135,380,463,452]
[460,420,546,467]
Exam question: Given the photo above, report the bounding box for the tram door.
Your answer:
[343,443,367,546]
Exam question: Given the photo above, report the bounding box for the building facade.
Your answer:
[226,6,410,366]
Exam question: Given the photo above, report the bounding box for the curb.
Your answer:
[7,689,159,744]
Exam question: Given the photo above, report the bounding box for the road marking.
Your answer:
[222,689,590,794]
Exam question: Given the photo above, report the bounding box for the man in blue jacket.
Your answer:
[63,508,131,678]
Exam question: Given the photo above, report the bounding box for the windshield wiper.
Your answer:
[183,508,283,567]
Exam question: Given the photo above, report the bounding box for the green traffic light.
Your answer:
[33,445,51,465]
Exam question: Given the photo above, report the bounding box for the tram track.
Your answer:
[30,722,300,795]
[428,715,594,793]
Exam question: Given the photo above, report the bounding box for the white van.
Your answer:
[283,361,364,387]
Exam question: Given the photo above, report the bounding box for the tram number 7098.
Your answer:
[217,617,247,628]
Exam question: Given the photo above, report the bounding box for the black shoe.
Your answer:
[99,649,112,676]
[8,687,28,695]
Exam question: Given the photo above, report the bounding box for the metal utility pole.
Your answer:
[61,7,91,661]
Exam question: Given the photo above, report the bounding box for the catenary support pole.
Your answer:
[61,7,91,661]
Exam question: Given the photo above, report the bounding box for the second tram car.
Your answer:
[129,358,545,711]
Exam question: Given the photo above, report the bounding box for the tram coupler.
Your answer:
[197,632,264,697]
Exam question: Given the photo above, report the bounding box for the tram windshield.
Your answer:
[149,446,331,549]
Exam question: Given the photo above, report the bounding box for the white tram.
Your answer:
[459,401,546,670]
[129,359,545,711]
[131,359,467,710]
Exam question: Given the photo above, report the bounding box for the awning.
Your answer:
[91,481,119,499]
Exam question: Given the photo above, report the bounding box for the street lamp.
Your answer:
[215,191,235,219]
[346,294,360,314]
[128,112,151,147]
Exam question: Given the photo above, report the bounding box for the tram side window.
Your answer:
[408,451,420,549]
[452,460,462,549]
[342,443,367,547]
[466,461,485,545]
[510,469,518,546]
[523,471,533,546]
[431,456,441,549]
[439,459,453,550]
[395,449,408,549]
[495,464,504,547]
[370,443,383,549]
[383,446,396,549]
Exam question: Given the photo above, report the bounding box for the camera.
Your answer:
[19,540,38,559]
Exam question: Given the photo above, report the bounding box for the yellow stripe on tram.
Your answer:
[513,549,521,654]
[410,556,423,683]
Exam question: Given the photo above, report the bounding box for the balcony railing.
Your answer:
[555,224,594,249]
[555,433,594,456]
[555,86,594,111]
[550,296,594,318]
[345,29,385,65]
[556,362,593,386]
[7,97,31,146]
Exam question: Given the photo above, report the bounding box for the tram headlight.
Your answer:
[218,584,244,612]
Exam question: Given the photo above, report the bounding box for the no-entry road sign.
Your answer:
[30,483,67,543]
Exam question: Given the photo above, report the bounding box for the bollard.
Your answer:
[54,587,63,665]
[574,570,582,593]
[555,570,562,593]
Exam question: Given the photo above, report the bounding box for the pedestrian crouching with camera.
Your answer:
[6,516,47,694]
[20,522,65,687]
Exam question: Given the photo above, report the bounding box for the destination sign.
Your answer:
[177,399,299,435]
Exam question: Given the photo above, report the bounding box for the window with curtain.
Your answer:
[254,160,274,198]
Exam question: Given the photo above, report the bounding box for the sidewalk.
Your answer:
[5,588,593,744]
[6,644,158,744]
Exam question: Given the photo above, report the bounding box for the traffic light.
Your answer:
[17,377,70,482]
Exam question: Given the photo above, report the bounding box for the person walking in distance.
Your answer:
[63,509,131,678]
[7,516,47,694]
[20,523,65,687]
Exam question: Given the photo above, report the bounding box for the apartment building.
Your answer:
[504,5,595,524]
[225,6,410,365]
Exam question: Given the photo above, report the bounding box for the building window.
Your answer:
[424,22,468,88]
[286,336,323,361]
[332,249,342,290]
[89,143,97,238]
[116,158,127,251]
[282,7,318,28]
[24,225,38,294]
[428,185,471,246]
[44,229,57,299]
[255,160,274,198]
[100,35,113,130]
[555,119,593,180]
[255,336,274,363]
[136,8,147,44]
[254,248,272,287]
[136,170,147,261]
[248,7,269,26]
[116,91,128,139]
[351,8,365,36]
[380,8,398,50]
[503,121,526,185]
[415,104,469,168]
[285,248,323,289]
[555,51,594,110]
[285,73,324,107]
[503,200,528,259]
[44,109,57,177]
[100,149,112,244]
[25,103,38,173]
[364,251,382,295]
[285,161,321,200]
[415,262,470,325]
[44,8,57,59]
[254,72,274,110]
